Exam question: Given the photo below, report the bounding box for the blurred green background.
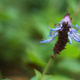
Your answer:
[0,0,80,80]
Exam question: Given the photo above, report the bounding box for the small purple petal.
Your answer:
[50,27,62,31]
[49,31,57,37]
[69,28,77,33]
[40,33,58,43]
[68,36,72,44]
[77,33,80,35]
[59,28,63,31]
[48,26,61,37]
[48,35,51,37]
[73,33,80,39]
[40,38,53,43]
[71,34,80,42]
[75,25,79,31]
[40,38,54,43]
[73,37,80,42]
[72,25,74,28]
[68,30,80,43]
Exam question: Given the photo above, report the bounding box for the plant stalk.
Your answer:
[41,55,55,79]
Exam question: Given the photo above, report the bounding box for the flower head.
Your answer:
[40,13,80,54]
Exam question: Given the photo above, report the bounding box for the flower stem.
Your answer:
[41,55,55,79]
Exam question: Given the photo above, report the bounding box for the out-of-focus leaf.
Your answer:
[31,72,74,80]
[67,0,77,11]
[51,75,74,80]
[35,69,42,80]
[57,58,80,74]
[42,75,52,80]
[61,43,80,58]
[27,48,46,66]
[31,69,52,80]
[30,76,37,80]
[32,16,49,38]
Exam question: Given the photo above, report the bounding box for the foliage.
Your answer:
[31,69,74,80]
[0,0,80,80]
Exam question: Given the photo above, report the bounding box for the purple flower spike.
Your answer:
[40,13,80,54]
[61,13,72,26]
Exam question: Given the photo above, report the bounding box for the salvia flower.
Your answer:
[40,13,80,54]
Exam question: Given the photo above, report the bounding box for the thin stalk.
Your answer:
[41,55,56,80]
[41,58,53,78]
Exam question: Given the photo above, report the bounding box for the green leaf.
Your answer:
[57,58,80,74]
[61,44,80,58]
[31,69,52,80]
[30,76,37,80]
[34,69,42,80]
[30,69,41,80]
[42,75,52,80]
[67,0,77,11]
[51,75,74,80]
[27,46,46,67]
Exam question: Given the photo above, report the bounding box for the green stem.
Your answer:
[41,57,53,79]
